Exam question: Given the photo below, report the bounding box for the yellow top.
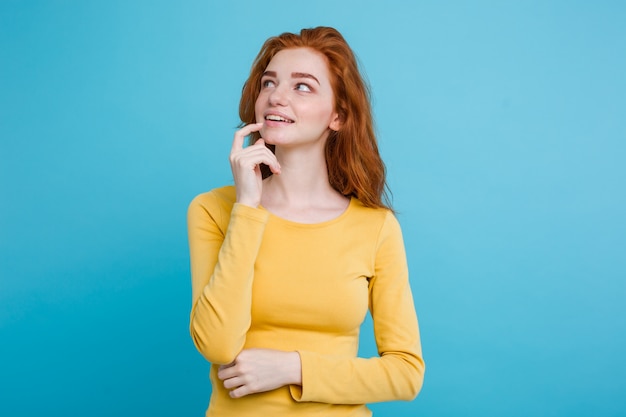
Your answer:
[188,186,425,416]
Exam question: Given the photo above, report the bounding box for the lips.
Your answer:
[264,112,294,123]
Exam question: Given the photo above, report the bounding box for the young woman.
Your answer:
[188,26,424,416]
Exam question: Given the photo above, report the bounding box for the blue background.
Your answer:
[1,1,625,416]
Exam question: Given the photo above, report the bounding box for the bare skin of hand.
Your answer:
[217,348,302,398]
[229,123,281,208]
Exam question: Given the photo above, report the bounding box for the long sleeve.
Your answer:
[290,211,425,404]
[187,190,269,364]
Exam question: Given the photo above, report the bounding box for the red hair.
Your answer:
[239,27,391,210]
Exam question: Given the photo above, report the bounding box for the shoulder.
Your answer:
[348,198,403,240]
[189,185,236,208]
[187,185,236,227]
[350,198,400,226]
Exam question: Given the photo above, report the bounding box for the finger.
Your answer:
[230,150,279,172]
[250,138,281,174]
[217,361,235,372]
[231,122,264,153]
[269,162,281,175]
[222,376,245,390]
[231,147,281,174]
[217,365,237,381]
[229,385,251,399]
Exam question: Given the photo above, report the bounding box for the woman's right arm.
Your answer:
[188,124,279,365]
[188,193,269,365]
[187,123,280,365]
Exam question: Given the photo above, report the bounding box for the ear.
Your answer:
[329,112,342,131]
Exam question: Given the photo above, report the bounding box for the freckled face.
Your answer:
[255,47,341,147]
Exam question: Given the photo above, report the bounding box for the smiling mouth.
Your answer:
[265,114,294,123]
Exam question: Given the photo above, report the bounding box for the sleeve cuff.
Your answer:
[231,202,270,223]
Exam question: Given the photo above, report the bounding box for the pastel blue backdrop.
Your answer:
[1,1,625,416]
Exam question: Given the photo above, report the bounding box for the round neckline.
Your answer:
[260,197,355,228]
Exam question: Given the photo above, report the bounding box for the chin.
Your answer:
[261,131,287,145]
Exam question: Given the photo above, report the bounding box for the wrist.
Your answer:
[284,351,302,386]
[236,195,260,208]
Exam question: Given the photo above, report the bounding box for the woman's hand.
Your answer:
[229,123,281,207]
[217,348,302,398]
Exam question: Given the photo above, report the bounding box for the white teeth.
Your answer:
[265,114,292,123]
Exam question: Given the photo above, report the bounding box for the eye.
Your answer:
[261,79,275,88]
[295,83,312,92]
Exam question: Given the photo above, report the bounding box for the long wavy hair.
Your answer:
[239,26,391,210]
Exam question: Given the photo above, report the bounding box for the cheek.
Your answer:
[311,105,336,127]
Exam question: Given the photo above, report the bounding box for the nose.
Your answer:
[268,84,288,106]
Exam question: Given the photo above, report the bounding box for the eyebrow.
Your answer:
[262,71,320,85]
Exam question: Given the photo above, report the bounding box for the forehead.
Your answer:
[265,47,331,80]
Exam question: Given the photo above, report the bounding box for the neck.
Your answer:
[262,143,341,208]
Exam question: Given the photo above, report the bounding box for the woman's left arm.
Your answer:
[291,212,425,404]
